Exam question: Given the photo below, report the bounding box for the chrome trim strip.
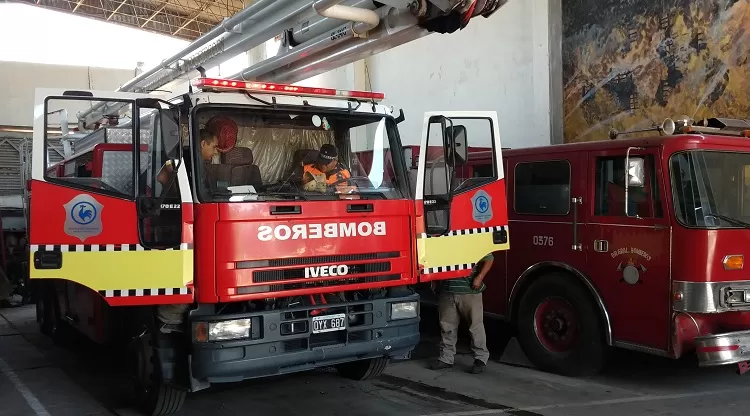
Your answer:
[672,280,750,313]
[613,340,670,357]
[509,261,613,346]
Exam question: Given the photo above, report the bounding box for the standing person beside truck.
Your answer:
[430,253,494,374]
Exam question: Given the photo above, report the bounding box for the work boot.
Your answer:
[469,359,486,374]
[429,360,453,370]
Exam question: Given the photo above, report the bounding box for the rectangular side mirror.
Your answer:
[446,124,468,166]
[627,157,645,187]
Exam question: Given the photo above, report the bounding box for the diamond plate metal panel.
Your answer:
[101,151,150,195]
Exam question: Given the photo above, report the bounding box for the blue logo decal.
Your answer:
[471,190,493,225]
[474,195,490,214]
[64,194,104,241]
[71,202,97,225]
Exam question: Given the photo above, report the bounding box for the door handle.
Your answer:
[594,240,608,253]
[270,205,301,215]
[34,251,62,269]
[493,229,507,244]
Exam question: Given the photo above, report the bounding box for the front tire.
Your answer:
[132,331,187,416]
[516,273,606,377]
[336,357,388,380]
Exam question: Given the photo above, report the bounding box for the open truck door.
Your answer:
[414,111,509,282]
[29,88,193,308]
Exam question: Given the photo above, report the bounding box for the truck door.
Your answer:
[29,89,193,309]
[414,111,509,282]
[586,146,670,351]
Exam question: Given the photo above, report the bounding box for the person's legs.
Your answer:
[432,293,460,369]
[457,293,489,373]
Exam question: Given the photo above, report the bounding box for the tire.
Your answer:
[133,331,187,416]
[336,357,389,381]
[516,273,606,377]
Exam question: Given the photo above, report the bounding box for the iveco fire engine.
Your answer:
[425,116,750,377]
[27,1,510,415]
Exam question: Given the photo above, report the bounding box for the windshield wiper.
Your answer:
[705,213,750,228]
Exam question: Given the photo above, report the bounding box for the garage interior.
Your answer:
[1,0,750,415]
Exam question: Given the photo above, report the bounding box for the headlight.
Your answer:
[390,301,418,320]
[195,319,251,342]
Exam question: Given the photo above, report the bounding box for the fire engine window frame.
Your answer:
[187,102,411,203]
[423,116,499,199]
[669,149,750,229]
[593,154,663,219]
[42,96,140,201]
[513,159,571,216]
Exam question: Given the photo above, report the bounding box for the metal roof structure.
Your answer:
[16,0,246,40]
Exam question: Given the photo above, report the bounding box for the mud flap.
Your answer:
[737,361,750,375]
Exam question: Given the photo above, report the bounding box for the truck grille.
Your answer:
[237,274,401,294]
[253,262,391,283]
[237,252,399,269]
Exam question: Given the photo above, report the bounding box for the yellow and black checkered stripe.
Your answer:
[417,225,508,278]
[30,243,194,301]
[30,243,192,252]
[418,225,507,239]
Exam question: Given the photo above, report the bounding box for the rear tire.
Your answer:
[336,357,388,380]
[516,273,606,377]
[132,331,187,416]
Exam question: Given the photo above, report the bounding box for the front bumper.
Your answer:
[695,330,750,367]
[189,295,420,383]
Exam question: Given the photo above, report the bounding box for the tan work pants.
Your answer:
[437,292,489,365]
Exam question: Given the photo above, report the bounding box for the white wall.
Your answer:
[356,0,553,149]
[0,60,136,127]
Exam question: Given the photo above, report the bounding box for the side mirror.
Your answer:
[446,124,468,166]
[627,157,645,187]
[160,107,182,161]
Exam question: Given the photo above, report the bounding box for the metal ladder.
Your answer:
[76,0,507,123]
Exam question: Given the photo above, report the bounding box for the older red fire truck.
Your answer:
[442,116,750,376]
[28,1,510,415]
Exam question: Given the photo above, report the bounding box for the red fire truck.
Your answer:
[437,117,750,376]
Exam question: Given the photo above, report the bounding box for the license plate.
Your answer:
[312,313,347,334]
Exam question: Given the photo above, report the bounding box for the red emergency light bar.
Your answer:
[191,77,385,102]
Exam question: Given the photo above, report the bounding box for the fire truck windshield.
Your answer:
[671,150,750,228]
[192,108,406,202]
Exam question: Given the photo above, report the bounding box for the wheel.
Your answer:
[516,273,606,377]
[336,357,389,381]
[132,331,187,416]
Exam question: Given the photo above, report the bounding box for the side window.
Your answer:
[423,117,497,234]
[44,98,138,199]
[594,155,662,218]
[514,160,571,215]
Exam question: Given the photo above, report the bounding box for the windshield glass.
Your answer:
[671,151,750,228]
[192,108,404,201]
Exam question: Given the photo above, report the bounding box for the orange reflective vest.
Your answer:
[303,164,351,185]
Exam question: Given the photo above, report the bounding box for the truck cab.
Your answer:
[28,79,509,415]
[468,117,750,376]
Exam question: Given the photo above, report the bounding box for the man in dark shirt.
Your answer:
[430,253,493,374]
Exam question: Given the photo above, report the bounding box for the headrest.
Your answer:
[294,149,319,166]
[222,146,254,165]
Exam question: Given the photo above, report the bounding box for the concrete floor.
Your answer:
[2,304,750,416]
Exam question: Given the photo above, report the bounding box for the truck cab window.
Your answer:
[595,156,662,218]
[514,160,571,215]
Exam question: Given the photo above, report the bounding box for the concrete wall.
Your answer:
[0,60,136,127]
[361,0,558,149]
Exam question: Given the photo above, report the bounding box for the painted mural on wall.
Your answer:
[562,0,749,143]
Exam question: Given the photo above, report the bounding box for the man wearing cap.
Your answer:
[301,143,354,193]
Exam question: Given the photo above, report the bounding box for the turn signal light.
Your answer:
[723,255,744,270]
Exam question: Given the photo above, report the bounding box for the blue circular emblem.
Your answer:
[71,201,97,225]
[474,195,490,213]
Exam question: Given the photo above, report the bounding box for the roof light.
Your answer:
[191,77,385,102]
